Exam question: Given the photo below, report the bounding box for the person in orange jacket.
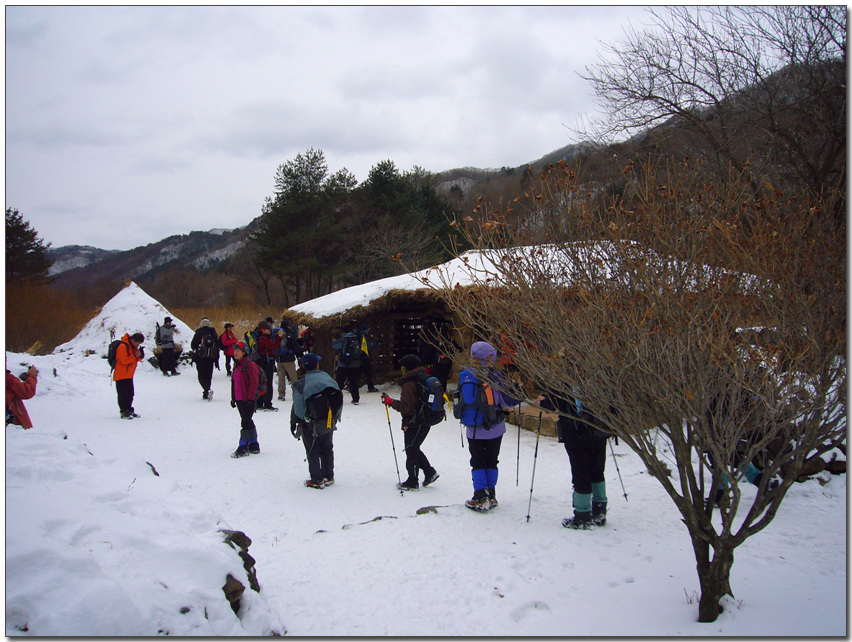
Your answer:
[113,332,145,419]
[6,363,38,429]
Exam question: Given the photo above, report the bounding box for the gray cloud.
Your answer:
[6,5,649,250]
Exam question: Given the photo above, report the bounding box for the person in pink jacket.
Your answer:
[230,342,261,458]
[6,363,38,429]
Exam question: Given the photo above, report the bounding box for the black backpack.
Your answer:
[416,372,446,426]
[338,334,361,367]
[196,329,219,360]
[304,386,344,434]
[107,340,129,371]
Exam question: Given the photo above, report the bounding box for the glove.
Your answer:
[290,420,303,440]
[230,400,236,408]
[381,393,395,406]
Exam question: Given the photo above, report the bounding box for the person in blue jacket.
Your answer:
[457,340,521,511]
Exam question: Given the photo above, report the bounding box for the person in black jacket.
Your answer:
[191,318,220,400]
[539,390,610,529]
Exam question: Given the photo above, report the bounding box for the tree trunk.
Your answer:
[694,536,735,623]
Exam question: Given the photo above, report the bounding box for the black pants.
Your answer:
[259,359,275,407]
[236,400,257,447]
[115,378,135,414]
[468,435,502,471]
[160,348,177,374]
[225,354,235,376]
[335,367,360,403]
[564,435,607,495]
[196,358,215,393]
[403,423,433,481]
[303,429,334,482]
[361,356,375,389]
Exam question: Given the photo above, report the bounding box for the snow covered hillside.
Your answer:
[4,284,846,636]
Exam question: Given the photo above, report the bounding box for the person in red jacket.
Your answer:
[6,363,38,429]
[220,323,239,377]
[230,342,261,458]
[256,320,283,411]
[113,332,145,419]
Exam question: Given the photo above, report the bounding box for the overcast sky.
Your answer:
[6,5,650,251]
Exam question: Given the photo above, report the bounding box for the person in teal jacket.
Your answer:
[291,353,342,489]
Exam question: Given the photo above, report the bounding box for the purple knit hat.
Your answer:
[470,341,496,364]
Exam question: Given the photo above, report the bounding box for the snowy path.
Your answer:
[11,353,846,637]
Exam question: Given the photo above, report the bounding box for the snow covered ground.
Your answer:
[5,285,847,636]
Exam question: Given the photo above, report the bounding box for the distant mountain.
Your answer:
[51,226,254,288]
[47,245,122,276]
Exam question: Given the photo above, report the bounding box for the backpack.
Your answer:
[452,373,503,428]
[107,339,129,371]
[243,330,260,361]
[337,334,361,367]
[255,366,267,400]
[415,372,446,426]
[304,386,344,434]
[196,329,218,360]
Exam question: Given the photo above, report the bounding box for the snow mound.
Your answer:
[53,282,194,357]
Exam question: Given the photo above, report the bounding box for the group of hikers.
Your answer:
[6,309,783,530]
[109,314,612,527]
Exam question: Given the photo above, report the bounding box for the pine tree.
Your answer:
[6,207,53,284]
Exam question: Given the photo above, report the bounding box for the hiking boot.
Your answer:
[591,501,607,526]
[248,443,260,455]
[397,479,419,491]
[562,511,593,529]
[352,400,359,405]
[202,390,209,400]
[423,470,440,487]
[305,479,325,489]
[231,446,249,459]
[487,488,498,509]
[171,371,180,376]
[120,412,134,420]
[323,478,334,486]
[368,387,379,393]
[465,489,491,511]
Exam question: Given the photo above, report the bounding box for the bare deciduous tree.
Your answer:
[427,159,845,622]
[582,6,846,200]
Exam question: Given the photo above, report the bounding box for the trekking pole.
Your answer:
[609,437,628,501]
[384,403,404,495]
[526,411,543,522]
[516,403,521,487]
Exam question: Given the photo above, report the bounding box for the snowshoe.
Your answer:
[305,479,325,489]
[231,446,249,459]
[323,478,335,486]
[591,501,607,526]
[423,471,440,487]
[248,443,260,454]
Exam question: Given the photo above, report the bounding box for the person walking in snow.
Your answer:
[256,320,283,411]
[113,332,145,419]
[191,318,220,401]
[156,316,180,376]
[6,362,38,429]
[290,353,341,488]
[538,390,610,528]
[332,325,362,405]
[275,320,303,402]
[381,354,440,491]
[230,342,261,458]
[219,323,239,377]
[456,340,521,511]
